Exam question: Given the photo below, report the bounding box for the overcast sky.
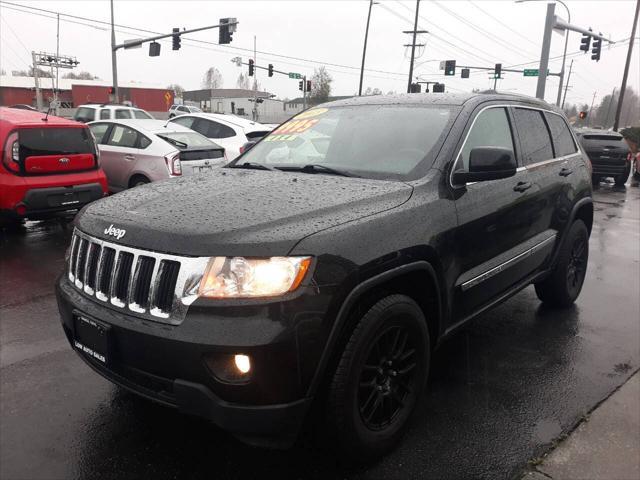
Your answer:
[0,0,638,107]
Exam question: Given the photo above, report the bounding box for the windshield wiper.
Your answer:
[277,164,358,177]
[157,135,188,148]
[228,162,275,171]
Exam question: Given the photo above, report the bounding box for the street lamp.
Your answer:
[515,0,571,107]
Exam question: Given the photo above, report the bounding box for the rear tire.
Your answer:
[326,294,430,460]
[535,219,589,308]
[129,175,150,188]
[615,162,631,186]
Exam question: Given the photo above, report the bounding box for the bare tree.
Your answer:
[309,66,332,103]
[201,67,223,89]
[236,73,250,90]
[167,84,185,96]
[13,67,52,78]
[63,71,99,80]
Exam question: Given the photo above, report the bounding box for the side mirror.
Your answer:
[452,146,517,184]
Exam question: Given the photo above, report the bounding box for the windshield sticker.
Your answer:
[294,108,328,120]
[272,119,319,136]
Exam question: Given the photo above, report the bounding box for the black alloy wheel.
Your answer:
[358,325,418,431]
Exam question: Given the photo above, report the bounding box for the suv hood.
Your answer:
[76,169,413,257]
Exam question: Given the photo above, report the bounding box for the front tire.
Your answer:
[326,294,430,459]
[615,162,631,186]
[535,219,589,307]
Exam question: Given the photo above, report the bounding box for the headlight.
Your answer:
[198,256,312,298]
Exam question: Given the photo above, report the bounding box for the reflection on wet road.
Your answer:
[1,185,638,479]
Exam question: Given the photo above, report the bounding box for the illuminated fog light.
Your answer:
[234,354,251,374]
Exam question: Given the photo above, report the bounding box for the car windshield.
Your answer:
[157,131,217,149]
[234,105,455,180]
[133,109,153,119]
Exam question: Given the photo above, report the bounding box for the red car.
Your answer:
[0,107,108,226]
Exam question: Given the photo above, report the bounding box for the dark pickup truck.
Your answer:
[57,93,593,458]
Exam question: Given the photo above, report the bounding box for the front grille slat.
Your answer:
[66,230,206,325]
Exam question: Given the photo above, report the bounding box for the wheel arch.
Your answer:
[306,260,445,399]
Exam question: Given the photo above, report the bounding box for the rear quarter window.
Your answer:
[74,107,96,122]
[115,109,133,119]
[546,113,578,157]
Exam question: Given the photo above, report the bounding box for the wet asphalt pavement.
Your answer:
[1,184,639,480]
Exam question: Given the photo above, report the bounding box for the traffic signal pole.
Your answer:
[110,0,119,103]
[406,0,421,93]
[535,3,555,100]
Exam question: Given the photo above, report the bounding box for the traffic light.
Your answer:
[299,80,303,91]
[461,68,470,79]
[268,64,274,77]
[219,18,233,44]
[306,80,311,92]
[149,41,161,57]
[444,60,456,76]
[433,83,445,93]
[107,87,115,95]
[580,29,592,52]
[494,63,502,79]
[579,111,587,120]
[591,35,602,61]
[172,28,181,50]
[248,59,254,76]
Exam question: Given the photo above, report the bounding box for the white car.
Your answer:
[168,104,202,118]
[87,119,226,192]
[168,113,274,160]
[74,104,154,123]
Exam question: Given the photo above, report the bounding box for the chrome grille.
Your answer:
[68,229,210,325]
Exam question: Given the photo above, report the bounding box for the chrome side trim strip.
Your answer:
[460,234,556,292]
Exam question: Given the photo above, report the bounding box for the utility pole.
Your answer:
[253,35,258,121]
[406,0,423,93]
[604,87,617,128]
[32,52,43,111]
[359,0,375,96]
[303,75,307,110]
[55,13,60,114]
[613,0,639,131]
[588,91,597,126]
[110,0,119,103]
[561,59,573,108]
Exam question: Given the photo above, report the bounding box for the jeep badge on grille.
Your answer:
[104,224,126,240]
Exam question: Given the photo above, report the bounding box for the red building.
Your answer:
[0,76,173,112]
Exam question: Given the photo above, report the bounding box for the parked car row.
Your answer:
[574,128,631,186]
[1,105,277,226]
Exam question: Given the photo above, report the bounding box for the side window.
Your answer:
[459,107,515,170]
[192,119,213,137]
[546,113,578,157]
[138,135,151,148]
[205,120,235,139]
[172,116,196,129]
[178,106,188,112]
[513,108,553,165]
[100,109,110,120]
[89,123,110,144]
[115,109,132,119]
[107,125,139,148]
[74,107,96,122]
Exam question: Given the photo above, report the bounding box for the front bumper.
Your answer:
[56,275,317,445]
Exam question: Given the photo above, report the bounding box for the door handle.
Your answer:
[513,181,532,192]
[124,155,135,161]
[559,167,573,177]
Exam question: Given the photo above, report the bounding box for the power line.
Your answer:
[0,1,410,78]
[466,0,541,49]
[0,13,31,55]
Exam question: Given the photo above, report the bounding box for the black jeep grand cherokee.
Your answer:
[57,93,593,457]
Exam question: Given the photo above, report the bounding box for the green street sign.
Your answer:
[288,72,302,79]
[524,69,539,77]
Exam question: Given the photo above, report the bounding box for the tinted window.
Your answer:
[115,109,132,119]
[133,109,153,119]
[546,113,577,157]
[195,119,236,139]
[459,107,515,170]
[19,127,94,159]
[99,109,110,120]
[89,123,110,144]
[74,107,95,122]
[139,136,152,149]
[582,134,624,141]
[171,116,196,129]
[245,130,271,140]
[107,125,139,148]
[513,108,553,165]
[238,105,454,181]
[177,106,188,112]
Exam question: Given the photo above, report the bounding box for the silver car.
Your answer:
[88,119,226,192]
